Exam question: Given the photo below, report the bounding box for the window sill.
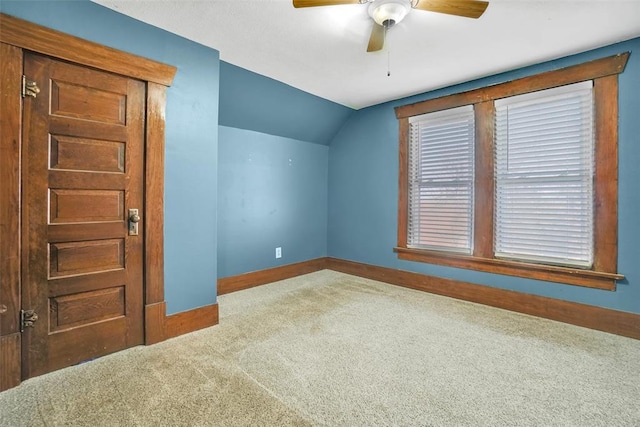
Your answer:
[394,247,623,291]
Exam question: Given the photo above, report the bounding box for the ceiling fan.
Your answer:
[293,0,489,52]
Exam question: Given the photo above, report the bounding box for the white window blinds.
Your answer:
[408,105,475,254]
[494,81,594,267]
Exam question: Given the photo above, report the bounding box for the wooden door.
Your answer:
[21,53,145,378]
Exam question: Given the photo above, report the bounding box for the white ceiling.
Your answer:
[93,0,640,109]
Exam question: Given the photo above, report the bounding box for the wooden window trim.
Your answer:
[395,53,629,291]
[394,247,623,290]
[395,53,629,119]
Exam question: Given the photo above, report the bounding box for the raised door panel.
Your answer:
[50,136,125,173]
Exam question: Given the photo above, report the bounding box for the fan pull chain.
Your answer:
[387,49,391,77]
[385,25,391,77]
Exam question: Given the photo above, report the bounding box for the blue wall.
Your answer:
[328,38,640,315]
[218,126,328,277]
[217,63,347,278]
[2,0,220,314]
[219,61,353,145]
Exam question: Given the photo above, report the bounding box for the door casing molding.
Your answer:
[0,13,176,391]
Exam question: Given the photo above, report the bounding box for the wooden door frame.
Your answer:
[0,13,176,391]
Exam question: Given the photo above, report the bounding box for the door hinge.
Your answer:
[20,309,38,332]
[22,75,40,98]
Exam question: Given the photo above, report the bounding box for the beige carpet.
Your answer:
[1,270,639,426]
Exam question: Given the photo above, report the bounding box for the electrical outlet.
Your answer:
[275,247,282,259]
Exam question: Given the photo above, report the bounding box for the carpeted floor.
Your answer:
[1,270,639,426]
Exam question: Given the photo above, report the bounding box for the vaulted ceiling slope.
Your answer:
[94,0,640,109]
[219,62,353,146]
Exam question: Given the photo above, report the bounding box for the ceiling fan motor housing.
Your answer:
[368,0,412,28]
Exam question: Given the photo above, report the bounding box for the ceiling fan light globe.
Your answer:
[368,0,411,26]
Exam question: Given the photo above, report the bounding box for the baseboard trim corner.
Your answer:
[218,257,328,295]
[144,301,167,345]
[165,303,219,339]
[325,257,640,340]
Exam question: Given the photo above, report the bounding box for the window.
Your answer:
[395,54,628,290]
[494,82,594,268]
[408,106,475,254]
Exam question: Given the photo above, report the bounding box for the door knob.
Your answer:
[128,208,140,235]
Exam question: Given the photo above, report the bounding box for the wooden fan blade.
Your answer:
[414,0,489,18]
[367,22,385,52]
[293,0,361,8]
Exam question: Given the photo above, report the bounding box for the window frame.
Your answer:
[395,53,629,291]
